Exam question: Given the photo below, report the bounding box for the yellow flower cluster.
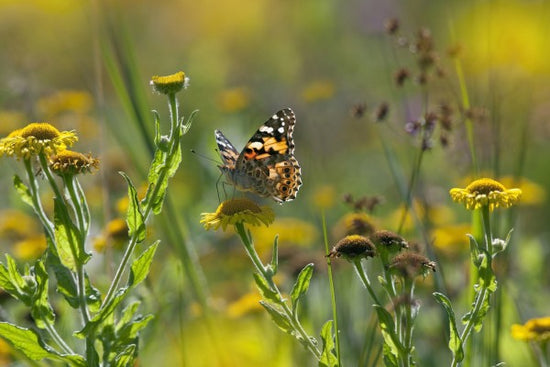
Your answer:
[450,178,521,211]
[0,122,77,159]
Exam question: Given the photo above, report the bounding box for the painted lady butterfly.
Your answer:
[215,108,302,203]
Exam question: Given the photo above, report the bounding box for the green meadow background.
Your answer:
[0,0,549,365]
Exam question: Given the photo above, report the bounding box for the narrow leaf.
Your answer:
[270,235,279,275]
[31,261,56,329]
[373,305,403,361]
[290,263,314,315]
[319,320,338,367]
[128,241,159,287]
[120,172,145,243]
[54,198,90,271]
[253,273,280,303]
[433,292,464,362]
[259,301,292,334]
[46,250,79,309]
[13,175,33,208]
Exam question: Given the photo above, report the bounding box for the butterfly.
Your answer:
[215,108,302,203]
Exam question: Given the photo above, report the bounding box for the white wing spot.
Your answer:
[249,141,263,150]
[272,114,278,120]
[278,127,285,133]
[259,126,274,133]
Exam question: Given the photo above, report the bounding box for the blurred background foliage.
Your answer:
[0,0,549,365]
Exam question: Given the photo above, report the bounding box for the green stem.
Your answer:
[453,206,493,367]
[397,147,424,234]
[403,279,415,366]
[101,92,181,310]
[352,259,381,306]
[234,222,322,360]
[321,211,342,366]
[23,159,54,240]
[44,321,74,355]
[38,154,64,204]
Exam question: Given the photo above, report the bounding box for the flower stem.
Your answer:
[322,211,342,366]
[234,222,322,360]
[23,159,54,240]
[352,258,381,306]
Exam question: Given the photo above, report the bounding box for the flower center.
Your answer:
[219,198,261,215]
[465,178,506,195]
[20,123,61,140]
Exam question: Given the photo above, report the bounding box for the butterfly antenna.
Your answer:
[190,149,222,164]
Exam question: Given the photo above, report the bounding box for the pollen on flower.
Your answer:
[328,235,376,260]
[201,198,275,231]
[450,177,522,211]
[150,71,188,95]
[49,150,99,176]
[0,122,77,159]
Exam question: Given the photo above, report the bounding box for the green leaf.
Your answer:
[13,175,33,208]
[116,301,142,330]
[128,241,159,287]
[113,344,136,367]
[31,261,55,330]
[433,292,464,362]
[253,273,280,303]
[0,322,86,366]
[146,141,182,215]
[46,249,79,308]
[54,198,90,271]
[319,320,338,367]
[259,301,292,334]
[0,255,30,304]
[76,287,129,338]
[120,172,146,243]
[373,305,403,362]
[290,263,314,315]
[116,314,154,344]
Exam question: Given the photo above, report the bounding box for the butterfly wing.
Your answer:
[235,108,302,202]
[215,129,240,169]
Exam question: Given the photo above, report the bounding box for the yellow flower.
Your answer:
[93,218,128,252]
[201,198,274,231]
[249,218,316,255]
[450,178,522,211]
[0,122,77,159]
[301,80,335,103]
[431,224,471,257]
[36,90,93,117]
[150,71,188,95]
[13,235,47,261]
[226,291,263,318]
[0,210,39,239]
[511,317,550,342]
[49,150,99,176]
[218,87,250,112]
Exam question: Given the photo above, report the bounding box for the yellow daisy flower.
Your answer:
[93,218,129,252]
[450,178,521,211]
[511,317,550,342]
[0,122,77,159]
[13,235,47,261]
[49,150,99,176]
[201,198,274,231]
[150,71,188,95]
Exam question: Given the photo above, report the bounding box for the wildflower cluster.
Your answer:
[0,70,193,366]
